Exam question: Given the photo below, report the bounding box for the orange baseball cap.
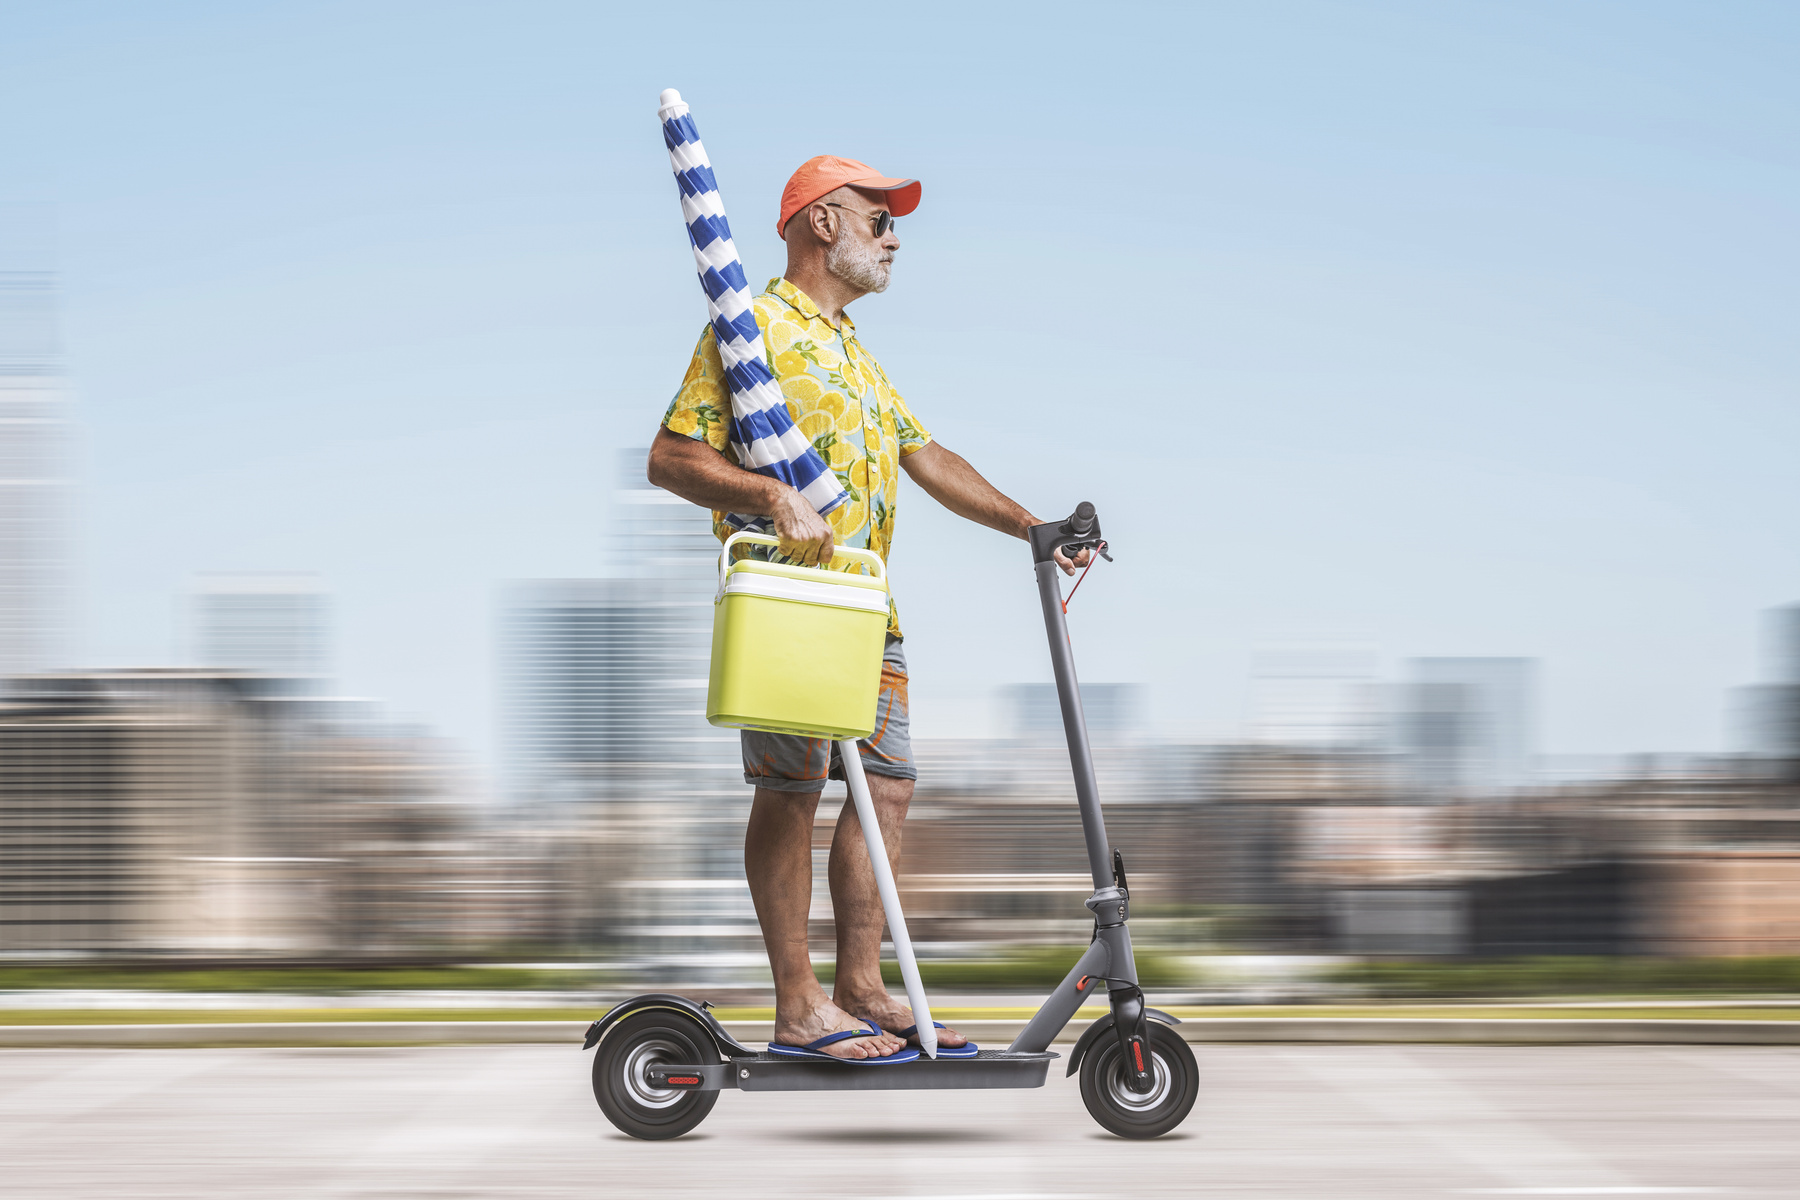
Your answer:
[777,155,921,239]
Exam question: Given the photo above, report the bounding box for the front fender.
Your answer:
[580,992,759,1058]
[1063,1007,1182,1077]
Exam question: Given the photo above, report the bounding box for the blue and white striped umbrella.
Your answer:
[657,88,847,532]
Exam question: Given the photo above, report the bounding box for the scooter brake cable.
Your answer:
[1062,546,1104,613]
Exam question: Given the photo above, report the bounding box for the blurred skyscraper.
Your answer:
[502,449,729,800]
[1396,657,1536,795]
[1733,604,1800,776]
[1003,681,1143,746]
[615,446,719,589]
[0,255,74,675]
[1773,605,1800,685]
[191,573,329,682]
[503,577,708,786]
[500,450,754,973]
[1249,644,1381,747]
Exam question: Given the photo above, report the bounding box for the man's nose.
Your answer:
[882,228,900,252]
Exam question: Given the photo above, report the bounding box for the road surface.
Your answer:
[2,1043,1795,1197]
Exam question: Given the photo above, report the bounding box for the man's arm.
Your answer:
[899,441,1090,574]
[646,427,837,565]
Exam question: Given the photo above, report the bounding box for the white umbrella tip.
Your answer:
[659,88,683,109]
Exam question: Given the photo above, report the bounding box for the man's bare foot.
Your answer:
[772,996,908,1060]
[835,988,969,1049]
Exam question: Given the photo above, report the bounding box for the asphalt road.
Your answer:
[2,1043,1795,1198]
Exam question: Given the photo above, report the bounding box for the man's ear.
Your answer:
[808,202,837,245]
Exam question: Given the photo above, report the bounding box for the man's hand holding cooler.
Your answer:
[773,486,835,567]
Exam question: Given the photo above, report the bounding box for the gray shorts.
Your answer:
[741,636,915,791]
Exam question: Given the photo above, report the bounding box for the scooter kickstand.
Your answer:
[838,738,938,1059]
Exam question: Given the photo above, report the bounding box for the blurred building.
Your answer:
[500,449,752,976]
[1394,657,1536,796]
[190,573,329,683]
[0,672,268,954]
[1250,644,1381,748]
[1003,681,1143,746]
[1773,604,1800,685]
[502,450,728,800]
[614,446,719,589]
[1733,604,1800,778]
[0,265,74,674]
[0,670,539,958]
[502,577,711,793]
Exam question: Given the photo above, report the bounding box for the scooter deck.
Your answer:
[733,1049,1057,1093]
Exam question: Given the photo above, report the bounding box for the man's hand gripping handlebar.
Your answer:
[1028,501,1112,572]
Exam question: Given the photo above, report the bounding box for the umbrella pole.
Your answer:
[837,738,937,1059]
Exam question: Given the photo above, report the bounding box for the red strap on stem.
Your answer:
[1061,557,1097,613]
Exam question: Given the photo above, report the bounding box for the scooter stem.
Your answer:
[1035,560,1113,890]
[838,738,938,1059]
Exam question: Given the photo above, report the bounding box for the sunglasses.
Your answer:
[824,202,896,238]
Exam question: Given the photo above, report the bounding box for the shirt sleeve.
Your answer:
[881,367,932,456]
[661,326,733,456]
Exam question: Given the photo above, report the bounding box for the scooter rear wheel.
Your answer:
[592,1009,720,1140]
[1077,1022,1198,1139]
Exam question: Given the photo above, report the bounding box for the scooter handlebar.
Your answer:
[1027,502,1107,565]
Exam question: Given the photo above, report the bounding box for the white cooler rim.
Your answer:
[721,571,890,615]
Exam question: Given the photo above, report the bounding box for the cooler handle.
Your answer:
[717,531,886,597]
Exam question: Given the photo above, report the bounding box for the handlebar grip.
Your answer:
[1027,503,1106,564]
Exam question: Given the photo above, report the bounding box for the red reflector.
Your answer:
[667,1076,700,1086]
[1132,1042,1144,1073]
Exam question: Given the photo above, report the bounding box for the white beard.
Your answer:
[826,233,891,294]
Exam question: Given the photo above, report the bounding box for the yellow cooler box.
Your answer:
[706,532,890,740]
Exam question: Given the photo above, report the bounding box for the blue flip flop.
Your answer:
[767,1020,921,1065]
[889,1021,978,1058]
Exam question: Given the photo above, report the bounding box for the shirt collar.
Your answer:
[766,277,855,336]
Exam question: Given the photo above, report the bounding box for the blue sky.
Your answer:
[4,1,1796,771]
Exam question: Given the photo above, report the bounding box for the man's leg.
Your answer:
[826,771,968,1048]
[744,785,905,1060]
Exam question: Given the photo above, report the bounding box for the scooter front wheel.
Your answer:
[592,1009,720,1140]
[1077,1022,1198,1139]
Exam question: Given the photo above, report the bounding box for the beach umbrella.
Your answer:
[656,88,846,532]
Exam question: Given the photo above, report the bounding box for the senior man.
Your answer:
[649,155,1087,1061]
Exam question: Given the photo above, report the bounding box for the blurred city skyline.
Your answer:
[2,2,1796,777]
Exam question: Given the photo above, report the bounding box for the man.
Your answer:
[649,155,1087,1060]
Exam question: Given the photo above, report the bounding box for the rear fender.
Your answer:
[580,993,759,1058]
[1063,1007,1182,1077]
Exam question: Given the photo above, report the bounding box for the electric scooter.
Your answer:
[581,503,1199,1140]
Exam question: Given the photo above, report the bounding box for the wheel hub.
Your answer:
[1105,1048,1172,1111]
[622,1037,688,1109]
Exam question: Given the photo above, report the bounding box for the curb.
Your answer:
[2,1017,1797,1049]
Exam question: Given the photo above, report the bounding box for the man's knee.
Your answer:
[749,786,823,823]
[864,773,913,818]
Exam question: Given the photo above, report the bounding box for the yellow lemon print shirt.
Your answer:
[663,277,932,639]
